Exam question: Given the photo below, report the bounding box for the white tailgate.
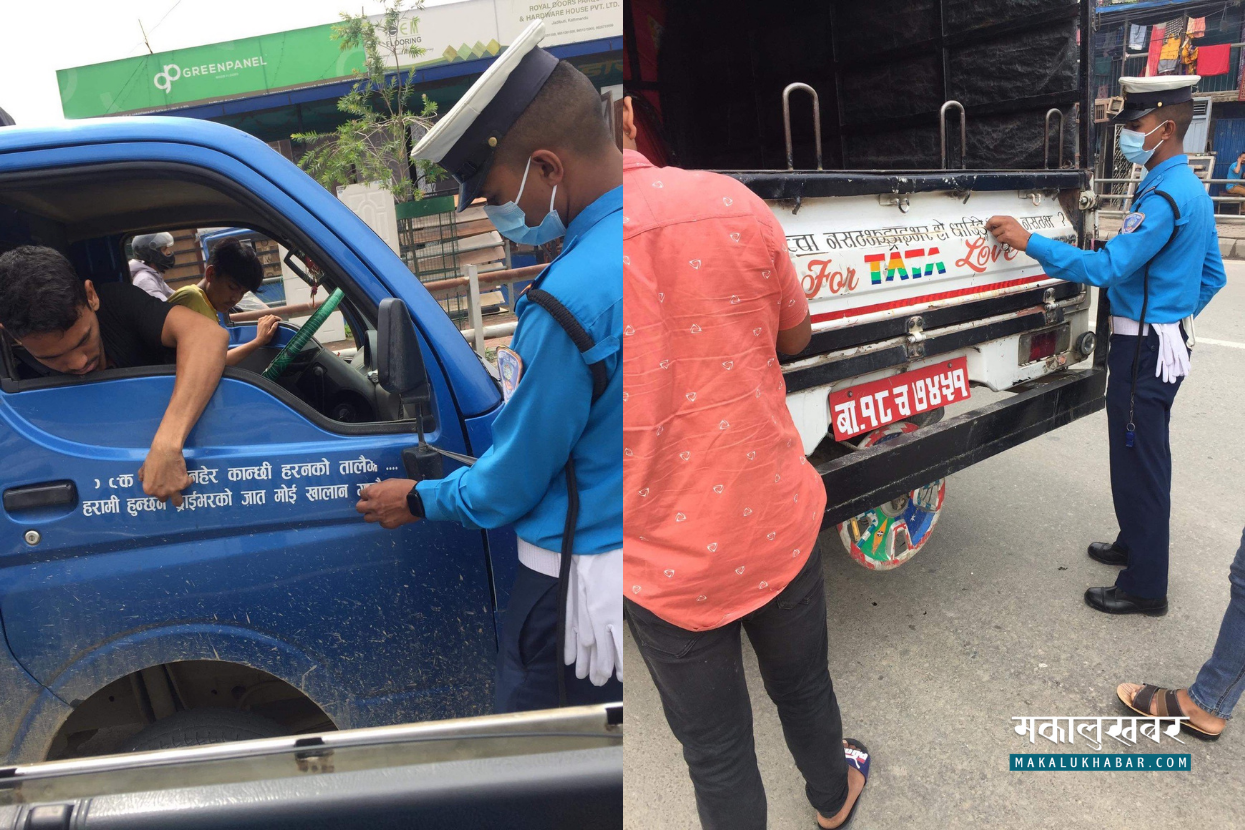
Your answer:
[774,190,1077,329]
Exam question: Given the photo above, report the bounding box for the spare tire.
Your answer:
[123,708,287,753]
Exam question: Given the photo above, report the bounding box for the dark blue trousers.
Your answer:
[1106,330,1185,600]
[494,562,623,713]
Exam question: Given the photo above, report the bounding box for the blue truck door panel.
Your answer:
[0,137,503,725]
[0,374,495,725]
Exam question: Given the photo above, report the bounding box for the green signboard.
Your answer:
[57,2,623,120]
[57,23,366,119]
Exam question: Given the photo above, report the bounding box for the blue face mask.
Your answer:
[483,156,566,245]
[1118,121,1170,165]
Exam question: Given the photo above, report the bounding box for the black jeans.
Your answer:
[626,546,848,829]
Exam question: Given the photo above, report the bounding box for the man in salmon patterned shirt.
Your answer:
[622,96,871,829]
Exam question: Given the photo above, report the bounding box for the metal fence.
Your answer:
[396,196,469,323]
[392,195,547,355]
[1094,177,1245,212]
[422,263,546,355]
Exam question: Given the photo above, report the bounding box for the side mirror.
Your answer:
[376,298,431,414]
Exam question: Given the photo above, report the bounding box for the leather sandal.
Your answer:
[1116,683,1224,740]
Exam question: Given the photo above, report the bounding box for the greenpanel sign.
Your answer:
[57,23,366,119]
[57,2,623,120]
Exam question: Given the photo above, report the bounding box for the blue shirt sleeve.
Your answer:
[1026,196,1176,289]
[415,309,591,530]
[1197,223,1227,316]
[1226,164,1244,196]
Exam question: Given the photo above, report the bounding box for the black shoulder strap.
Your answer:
[1125,186,1184,437]
[1151,189,1181,222]
[525,288,609,403]
[1149,189,1183,259]
[526,285,607,708]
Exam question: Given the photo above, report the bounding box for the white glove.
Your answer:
[563,548,623,686]
[1156,328,1174,383]
[1153,323,1190,384]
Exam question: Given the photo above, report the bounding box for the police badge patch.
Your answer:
[1122,211,1145,233]
[496,347,523,402]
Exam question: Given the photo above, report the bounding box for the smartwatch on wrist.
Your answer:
[406,484,426,519]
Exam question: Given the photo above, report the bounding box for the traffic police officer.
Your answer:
[356,20,624,710]
[987,75,1226,616]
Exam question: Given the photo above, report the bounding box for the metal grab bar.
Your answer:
[782,83,823,172]
[1044,108,1065,170]
[940,100,966,170]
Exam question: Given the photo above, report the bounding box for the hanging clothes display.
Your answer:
[1181,39,1199,70]
[1198,43,1231,75]
[1146,25,1165,76]
[1187,17,1207,38]
[1158,37,1182,74]
[1129,23,1148,52]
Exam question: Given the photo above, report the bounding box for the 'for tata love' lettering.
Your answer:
[862,248,946,285]
[801,259,859,298]
[955,236,1019,274]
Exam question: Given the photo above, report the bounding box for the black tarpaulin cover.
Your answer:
[653,0,1081,171]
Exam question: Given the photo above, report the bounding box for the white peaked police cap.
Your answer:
[411,20,558,211]
[1115,75,1200,123]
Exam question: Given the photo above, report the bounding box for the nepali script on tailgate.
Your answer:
[774,190,1077,330]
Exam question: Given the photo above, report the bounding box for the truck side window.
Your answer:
[0,172,416,430]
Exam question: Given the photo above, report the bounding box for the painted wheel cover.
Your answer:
[837,421,946,571]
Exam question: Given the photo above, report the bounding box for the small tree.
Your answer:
[293,0,441,202]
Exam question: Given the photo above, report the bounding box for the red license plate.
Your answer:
[828,357,971,441]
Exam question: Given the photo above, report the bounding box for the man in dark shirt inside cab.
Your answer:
[0,245,227,506]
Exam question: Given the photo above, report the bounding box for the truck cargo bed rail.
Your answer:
[732,169,1089,202]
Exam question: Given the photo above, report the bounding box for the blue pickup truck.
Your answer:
[0,118,516,762]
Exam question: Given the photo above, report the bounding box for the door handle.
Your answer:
[3,481,78,512]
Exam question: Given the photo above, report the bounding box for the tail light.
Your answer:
[1028,330,1058,362]
[1018,324,1070,365]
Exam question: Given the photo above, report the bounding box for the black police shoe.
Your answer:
[1084,586,1168,616]
[1087,542,1128,566]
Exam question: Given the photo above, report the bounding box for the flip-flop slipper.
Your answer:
[1115,683,1223,740]
[815,738,871,829]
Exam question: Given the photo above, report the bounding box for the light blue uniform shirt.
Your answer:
[1227,161,1244,189]
[416,186,623,555]
[1027,154,1226,322]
